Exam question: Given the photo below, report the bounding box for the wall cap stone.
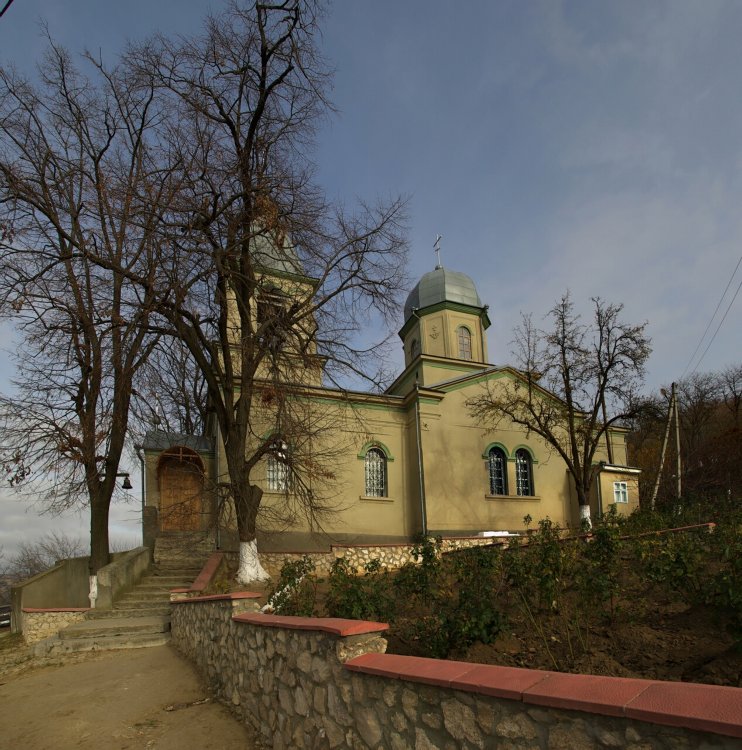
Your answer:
[22,607,91,613]
[187,551,225,593]
[345,652,742,740]
[234,613,389,636]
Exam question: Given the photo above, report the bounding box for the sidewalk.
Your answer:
[0,644,260,749]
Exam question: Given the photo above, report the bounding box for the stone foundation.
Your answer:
[259,535,505,578]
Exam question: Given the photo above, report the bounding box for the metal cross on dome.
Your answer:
[434,234,443,269]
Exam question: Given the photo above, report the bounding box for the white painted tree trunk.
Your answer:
[236,540,271,584]
[88,574,98,608]
[579,504,592,529]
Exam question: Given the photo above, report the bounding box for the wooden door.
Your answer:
[159,459,203,531]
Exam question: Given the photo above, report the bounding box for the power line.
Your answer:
[680,253,742,379]
[0,0,17,20]
[689,274,742,377]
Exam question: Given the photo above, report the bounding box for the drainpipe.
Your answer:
[215,419,221,550]
[136,446,146,542]
[414,384,428,537]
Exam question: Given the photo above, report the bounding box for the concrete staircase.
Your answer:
[54,536,212,653]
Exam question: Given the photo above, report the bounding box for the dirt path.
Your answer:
[0,645,260,749]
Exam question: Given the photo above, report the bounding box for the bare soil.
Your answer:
[0,645,261,749]
[449,599,742,687]
[388,561,742,688]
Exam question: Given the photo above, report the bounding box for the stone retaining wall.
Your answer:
[170,595,742,749]
[21,608,89,645]
[259,536,505,578]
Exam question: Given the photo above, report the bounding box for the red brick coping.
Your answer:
[171,591,262,604]
[345,654,742,740]
[170,551,225,595]
[234,613,389,637]
[22,607,91,613]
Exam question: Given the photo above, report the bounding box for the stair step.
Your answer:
[88,606,171,619]
[61,616,169,640]
[119,588,176,598]
[55,632,171,653]
[108,600,171,610]
[130,580,187,589]
[151,567,204,576]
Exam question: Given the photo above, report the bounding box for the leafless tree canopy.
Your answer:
[0,2,408,574]
[123,1,408,546]
[469,293,651,516]
[629,365,742,506]
[0,39,172,572]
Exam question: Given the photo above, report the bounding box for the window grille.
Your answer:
[515,449,533,496]
[488,447,507,495]
[364,447,386,497]
[267,440,290,491]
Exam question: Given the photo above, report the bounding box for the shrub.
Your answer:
[325,557,393,622]
[264,555,318,616]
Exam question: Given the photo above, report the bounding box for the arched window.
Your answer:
[267,438,290,491]
[457,326,472,360]
[488,447,508,495]
[515,449,534,496]
[364,447,387,497]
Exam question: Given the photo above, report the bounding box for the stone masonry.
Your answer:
[170,594,742,750]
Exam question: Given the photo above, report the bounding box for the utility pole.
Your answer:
[673,382,682,503]
[650,382,677,510]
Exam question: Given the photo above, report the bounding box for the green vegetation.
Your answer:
[266,500,742,670]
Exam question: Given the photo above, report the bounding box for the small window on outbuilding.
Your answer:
[613,481,628,504]
[364,447,387,497]
[457,326,472,360]
[515,449,534,496]
[488,447,508,495]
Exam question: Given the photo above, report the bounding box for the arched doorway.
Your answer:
[157,447,205,532]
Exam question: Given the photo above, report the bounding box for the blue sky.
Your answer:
[1,1,740,553]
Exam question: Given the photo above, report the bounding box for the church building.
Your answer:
[141,250,641,553]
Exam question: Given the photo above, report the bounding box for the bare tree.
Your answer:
[126,1,408,582]
[131,338,208,437]
[469,293,651,526]
[0,40,172,579]
[720,364,742,428]
[629,366,742,509]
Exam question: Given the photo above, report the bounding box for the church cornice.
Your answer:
[398,300,491,340]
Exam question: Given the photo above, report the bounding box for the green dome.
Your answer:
[404,267,483,320]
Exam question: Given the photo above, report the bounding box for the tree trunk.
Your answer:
[88,497,111,607]
[89,498,111,574]
[235,483,270,584]
[579,503,592,529]
[576,484,592,529]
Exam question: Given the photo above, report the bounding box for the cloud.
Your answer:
[0,485,142,559]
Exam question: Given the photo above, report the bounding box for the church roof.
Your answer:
[403,266,483,320]
[252,231,304,277]
[141,430,215,454]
